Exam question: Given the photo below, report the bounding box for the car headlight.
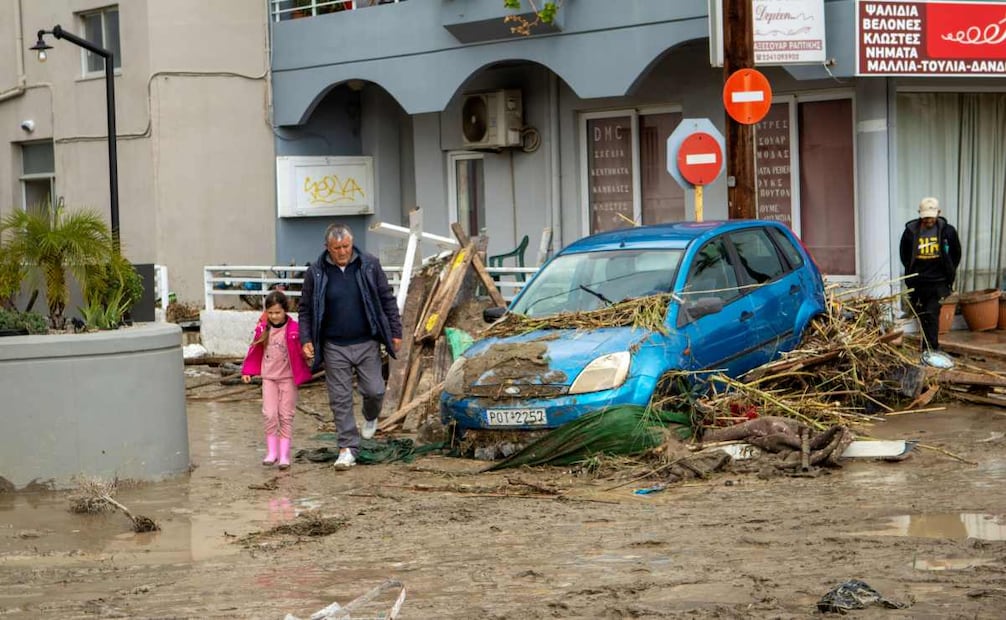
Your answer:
[443,356,467,396]
[568,351,630,395]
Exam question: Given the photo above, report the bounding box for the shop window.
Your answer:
[20,141,55,212]
[79,6,121,75]
[754,97,854,278]
[584,110,684,234]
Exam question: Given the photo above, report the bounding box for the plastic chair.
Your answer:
[488,234,530,282]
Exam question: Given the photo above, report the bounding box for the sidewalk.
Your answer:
[938,329,1006,363]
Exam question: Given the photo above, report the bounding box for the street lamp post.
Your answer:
[30,25,119,248]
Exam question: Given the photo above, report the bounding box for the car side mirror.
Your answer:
[483,306,507,323]
[682,296,724,321]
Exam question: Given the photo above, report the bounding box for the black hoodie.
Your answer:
[899,216,962,286]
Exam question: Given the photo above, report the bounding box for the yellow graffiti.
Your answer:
[303,175,366,205]
[425,312,440,332]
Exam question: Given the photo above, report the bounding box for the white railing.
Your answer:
[270,0,405,22]
[202,264,535,311]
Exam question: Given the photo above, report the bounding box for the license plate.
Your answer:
[485,408,547,426]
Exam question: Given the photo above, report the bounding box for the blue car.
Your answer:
[441,220,826,431]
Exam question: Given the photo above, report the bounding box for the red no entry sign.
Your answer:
[723,68,772,125]
[676,132,723,186]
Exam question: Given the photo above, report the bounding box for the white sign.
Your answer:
[276,156,375,218]
[753,0,827,65]
[709,0,827,66]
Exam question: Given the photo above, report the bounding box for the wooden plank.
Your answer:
[416,243,476,343]
[382,272,433,415]
[399,341,427,409]
[379,381,445,432]
[432,336,451,384]
[452,223,506,307]
[936,369,1006,388]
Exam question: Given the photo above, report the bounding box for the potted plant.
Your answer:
[0,204,115,330]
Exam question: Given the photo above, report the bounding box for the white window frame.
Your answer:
[19,141,56,212]
[785,89,859,283]
[447,150,485,231]
[579,105,682,238]
[78,6,121,78]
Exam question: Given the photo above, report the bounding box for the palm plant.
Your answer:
[0,205,114,329]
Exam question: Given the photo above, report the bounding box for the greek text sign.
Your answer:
[276,156,374,218]
[753,0,827,65]
[857,0,1006,76]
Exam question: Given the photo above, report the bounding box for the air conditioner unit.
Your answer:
[461,89,523,149]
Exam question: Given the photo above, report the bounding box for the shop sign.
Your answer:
[857,0,1006,76]
[587,117,634,233]
[753,0,827,65]
[755,104,793,228]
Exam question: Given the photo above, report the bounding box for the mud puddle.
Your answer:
[852,512,1006,541]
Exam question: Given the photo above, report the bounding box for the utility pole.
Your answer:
[723,0,756,219]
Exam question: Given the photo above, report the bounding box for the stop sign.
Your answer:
[676,132,723,186]
[723,68,772,125]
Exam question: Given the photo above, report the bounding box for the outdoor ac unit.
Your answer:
[461,89,523,149]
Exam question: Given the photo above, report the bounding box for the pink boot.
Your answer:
[278,437,291,470]
[263,434,279,466]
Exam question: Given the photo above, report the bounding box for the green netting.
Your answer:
[445,327,475,360]
[299,436,445,465]
[486,405,692,471]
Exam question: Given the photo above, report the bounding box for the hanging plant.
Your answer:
[503,0,563,36]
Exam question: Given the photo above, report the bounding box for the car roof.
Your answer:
[559,220,781,254]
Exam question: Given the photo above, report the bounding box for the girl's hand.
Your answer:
[241,375,251,384]
[302,342,315,360]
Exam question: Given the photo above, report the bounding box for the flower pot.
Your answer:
[959,288,1001,332]
[938,295,958,334]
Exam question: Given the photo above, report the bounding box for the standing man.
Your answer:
[299,223,403,469]
[899,196,961,369]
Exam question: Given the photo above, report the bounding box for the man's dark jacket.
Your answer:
[298,248,402,372]
[899,216,962,286]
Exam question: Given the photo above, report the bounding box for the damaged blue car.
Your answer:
[441,220,826,431]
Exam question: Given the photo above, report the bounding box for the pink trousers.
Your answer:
[262,377,297,438]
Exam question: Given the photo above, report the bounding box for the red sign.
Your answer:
[723,69,773,125]
[677,133,723,186]
[857,0,1006,75]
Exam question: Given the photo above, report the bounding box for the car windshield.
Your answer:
[509,249,683,318]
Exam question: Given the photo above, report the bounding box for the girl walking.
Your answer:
[241,291,313,469]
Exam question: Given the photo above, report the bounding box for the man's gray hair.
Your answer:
[324,223,353,243]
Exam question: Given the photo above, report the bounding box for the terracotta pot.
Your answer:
[960,288,1001,332]
[938,298,957,334]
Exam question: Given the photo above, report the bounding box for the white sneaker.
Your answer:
[922,351,955,369]
[361,418,378,440]
[332,448,356,469]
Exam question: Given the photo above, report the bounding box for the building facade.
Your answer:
[270,0,1006,296]
[0,0,276,303]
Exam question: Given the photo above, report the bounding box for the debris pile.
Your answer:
[481,293,671,338]
[68,477,160,533]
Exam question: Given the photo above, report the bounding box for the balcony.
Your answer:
[270,0,406,22]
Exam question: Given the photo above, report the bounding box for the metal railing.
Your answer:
[203,264,535,311]
[270,0,406,22]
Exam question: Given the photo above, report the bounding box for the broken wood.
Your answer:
[379,381,444,432]
[415,243,476,342]
[450,222,506,307]
[934,369,1006,388]
[383,272,434,415]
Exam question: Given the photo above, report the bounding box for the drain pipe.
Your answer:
[0,0,26,103]
[548,71,562,259]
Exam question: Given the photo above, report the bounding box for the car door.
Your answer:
[727,226,798,366]
[675,235,758,377]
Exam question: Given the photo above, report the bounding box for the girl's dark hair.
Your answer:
[264,290,289,311]
[252,290,290,346]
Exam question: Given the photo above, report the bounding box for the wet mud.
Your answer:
[2,383,1006,618]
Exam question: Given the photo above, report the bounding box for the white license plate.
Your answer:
[485,408,547,426]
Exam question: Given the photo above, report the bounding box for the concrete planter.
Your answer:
[0,323,189,490]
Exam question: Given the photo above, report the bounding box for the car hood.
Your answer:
[459,327,656,387]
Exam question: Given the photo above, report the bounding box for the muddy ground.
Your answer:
[2,366,1006,619]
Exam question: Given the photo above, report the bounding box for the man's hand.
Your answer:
[241,375,251,384]
[392,338,402,353]
[302,342,315,360]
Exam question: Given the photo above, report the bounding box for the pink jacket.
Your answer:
[241,318,314,386]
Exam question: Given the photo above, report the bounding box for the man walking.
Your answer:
[899,196,961,369]
[299,223,402,469]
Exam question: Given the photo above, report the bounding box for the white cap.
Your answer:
[919,197,939,218]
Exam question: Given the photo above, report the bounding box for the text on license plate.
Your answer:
[485,408,547,426]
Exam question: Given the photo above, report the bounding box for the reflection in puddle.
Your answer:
[913,557,995,571]
[855,513,1006,541]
